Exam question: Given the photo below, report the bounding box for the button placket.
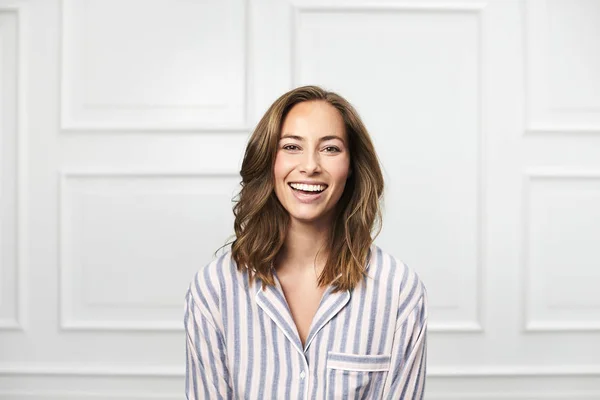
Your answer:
[299,355,310,399]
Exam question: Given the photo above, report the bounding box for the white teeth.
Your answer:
[289,183,326,192]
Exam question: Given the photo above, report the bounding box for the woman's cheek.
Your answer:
[330,159,351,180]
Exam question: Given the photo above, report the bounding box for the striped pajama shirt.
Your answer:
[184,244,428,399]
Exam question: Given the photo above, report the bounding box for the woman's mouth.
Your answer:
[288,183,327,203]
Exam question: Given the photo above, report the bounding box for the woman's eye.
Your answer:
[282,144,340,152]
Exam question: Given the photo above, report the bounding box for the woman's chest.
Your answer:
[279,277,328,347]
[222,292,397,399]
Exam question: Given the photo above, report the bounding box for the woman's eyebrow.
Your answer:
[279,134,345,143]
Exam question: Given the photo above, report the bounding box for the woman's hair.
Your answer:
[218,85,384,292]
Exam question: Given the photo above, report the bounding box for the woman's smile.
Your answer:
[288,182,328,203]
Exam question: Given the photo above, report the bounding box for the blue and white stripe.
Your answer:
[185,244,428,399]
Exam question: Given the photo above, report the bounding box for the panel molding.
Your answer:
[1,391,599,400]
[2,363,600,377]
[522,169,600,332]
[0,3,28,331]
[3,363,600,399]
[291,1,487,333]
[428,393,600,400]
[58,168,486,333]
[289,1,487,12]
[524,0,600,134]
[429,321,483,333]
[0,364,183,377]
[59,0,250,131]
[58,169,239,331]
[0,394,178,400]
[291,1,487,88]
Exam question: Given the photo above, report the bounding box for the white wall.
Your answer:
[0,0,599,398]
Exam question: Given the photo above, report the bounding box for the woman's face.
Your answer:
[273,100,351,226]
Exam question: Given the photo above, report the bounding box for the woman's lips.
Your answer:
[288,184,326,204]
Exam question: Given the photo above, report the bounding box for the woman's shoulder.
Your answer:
[186,250,239,307]
[370,244,427,309]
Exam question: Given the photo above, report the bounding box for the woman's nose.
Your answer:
[300,151,321,174]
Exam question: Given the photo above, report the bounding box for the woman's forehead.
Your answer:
[280,101,346,142]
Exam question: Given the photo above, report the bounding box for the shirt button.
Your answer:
[300,371,306,379]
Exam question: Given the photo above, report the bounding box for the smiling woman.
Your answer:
[274,100,351,230]
[184,85,428,399]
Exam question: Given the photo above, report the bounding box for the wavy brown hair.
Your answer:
[218,85,384,292]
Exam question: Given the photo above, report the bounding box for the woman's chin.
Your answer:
[287,209,334,226]
[289,213,320,223]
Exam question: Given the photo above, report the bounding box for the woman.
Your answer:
[184,85,428,399]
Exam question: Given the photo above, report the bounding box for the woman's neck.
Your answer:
[275,218,330,276]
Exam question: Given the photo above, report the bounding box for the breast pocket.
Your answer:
[325,351,391,399]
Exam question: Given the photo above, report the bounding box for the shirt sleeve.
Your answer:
[381,285,428,399]
[184,289,233,399]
